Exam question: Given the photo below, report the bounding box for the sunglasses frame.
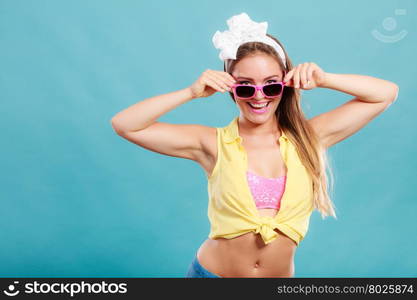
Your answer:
[230,71,288,100]
[231,81,287,100]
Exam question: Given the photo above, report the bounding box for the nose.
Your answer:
[255,86,264,100]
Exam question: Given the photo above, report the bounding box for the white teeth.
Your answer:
[250,102,268,108]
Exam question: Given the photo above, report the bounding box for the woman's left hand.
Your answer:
[283,62,327,90]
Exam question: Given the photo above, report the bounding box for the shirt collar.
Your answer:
[224,116,289,144]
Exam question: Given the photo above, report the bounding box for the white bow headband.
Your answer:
[212,12,287,69]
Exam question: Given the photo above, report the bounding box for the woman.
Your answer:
[110,13,398,278]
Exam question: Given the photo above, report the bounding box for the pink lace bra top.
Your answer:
[246,170,286,210]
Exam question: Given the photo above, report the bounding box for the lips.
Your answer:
[247,101,271,108]
[248,101,269,105]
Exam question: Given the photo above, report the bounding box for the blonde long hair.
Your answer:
[224,33,337,219]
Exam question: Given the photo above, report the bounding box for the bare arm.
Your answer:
[111,87,194,134]
[284,62,399,148]
[320,72,398,104]
[110,69,235,161]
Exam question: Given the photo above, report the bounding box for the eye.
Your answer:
[267,80,277,84]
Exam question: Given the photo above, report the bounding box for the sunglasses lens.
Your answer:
[263,83,283,96]
[235,86,255,98]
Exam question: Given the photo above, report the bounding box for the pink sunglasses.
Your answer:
[231,81,287,99]
[230,72,287,100]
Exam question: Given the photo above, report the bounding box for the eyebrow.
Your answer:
[236,75,280,80]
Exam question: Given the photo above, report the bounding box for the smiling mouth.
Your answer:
[247,101,271,109]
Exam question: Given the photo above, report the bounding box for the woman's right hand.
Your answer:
[189,69,236,99]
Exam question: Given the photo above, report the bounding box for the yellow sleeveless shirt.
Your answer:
[207,116,315,246]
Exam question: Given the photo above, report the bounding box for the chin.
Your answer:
[241,101,279,121]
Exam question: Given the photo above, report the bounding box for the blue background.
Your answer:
[1,0,415,277]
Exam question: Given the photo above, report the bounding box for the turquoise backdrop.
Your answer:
[1,0,415,277]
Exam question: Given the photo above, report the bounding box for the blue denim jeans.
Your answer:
[185,254,221,278]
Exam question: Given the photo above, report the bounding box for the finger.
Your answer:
[209,69,234,86]
[306,63,314,87]
[284,71,295,87]
[206,72,229,91]
[285,78,294,87]
[283,69,294,83]
[218,71,237,86]
[209,71,233,91]
[300,63,308,88]
[209,70,234,91]
[204,76,226,93]
[293,65,301,88]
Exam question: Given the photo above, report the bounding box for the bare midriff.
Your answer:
[196,208,297,278]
